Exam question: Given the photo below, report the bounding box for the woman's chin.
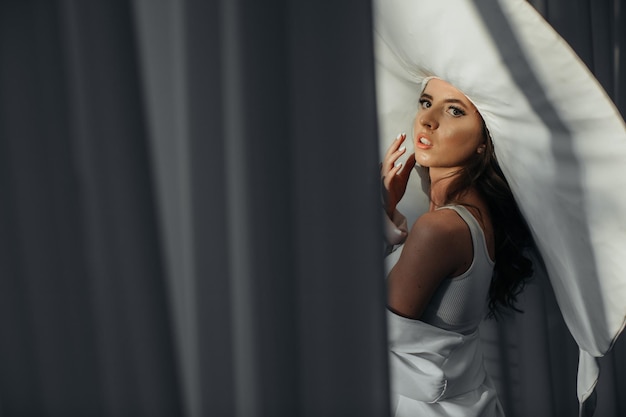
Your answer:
[415,156,431,167]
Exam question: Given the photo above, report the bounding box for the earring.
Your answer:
[477,145,485,154]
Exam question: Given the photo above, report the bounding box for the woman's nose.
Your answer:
[419,110,438,129]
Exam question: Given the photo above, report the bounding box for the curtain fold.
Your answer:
[136,0,390,415]
[0,1,183,416]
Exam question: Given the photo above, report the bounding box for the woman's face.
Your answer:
[412,78,484,170]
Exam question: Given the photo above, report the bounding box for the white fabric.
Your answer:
[420,206,495,335]
[388,312,504,417]
[384,209,408,245]
[374,0,626,407]
[385,205,500,415]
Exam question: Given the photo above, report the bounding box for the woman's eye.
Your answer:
[419,99,431,109]
[447,106,465,117]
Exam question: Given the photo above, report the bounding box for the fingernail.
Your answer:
[396,133,402,140]
[395,162,403,168]
[402,132,406,137]
[399,146,406,152]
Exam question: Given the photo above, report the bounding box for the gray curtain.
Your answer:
[0,1,181,416]
[133,0,388,416]
[0,0,387,416]
[0,1,624,416]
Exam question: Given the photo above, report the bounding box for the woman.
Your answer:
[381,77,533,416]
[375,1,626,415]
[383,77,533,322]
[373,0,626,416]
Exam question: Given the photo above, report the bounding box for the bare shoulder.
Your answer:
[387,209,471,318]
[410,209,469,243]
[406,209,472,274]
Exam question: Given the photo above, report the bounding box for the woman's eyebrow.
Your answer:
[443,98,468,108]
[421,93,469,109]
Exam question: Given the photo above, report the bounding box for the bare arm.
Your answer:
[387,210,472,319]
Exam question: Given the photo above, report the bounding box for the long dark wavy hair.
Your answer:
[438,122,534,318]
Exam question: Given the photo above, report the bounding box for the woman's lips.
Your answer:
[415,135,433,149]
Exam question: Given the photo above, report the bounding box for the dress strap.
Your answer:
[437,205,494,266]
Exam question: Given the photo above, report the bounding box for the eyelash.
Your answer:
[418,99,466,117]
[448,106,465,117]
[418,99,431,109]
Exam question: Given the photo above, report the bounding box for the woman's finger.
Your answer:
[383,162,404,187]
[384,133,407,161]
[383,143,408,174]
[397,153,416,182]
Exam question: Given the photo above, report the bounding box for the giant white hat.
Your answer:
[374,0,626,411]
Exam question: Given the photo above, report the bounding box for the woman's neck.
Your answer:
[428,166,464,211]
[429,168,480,211]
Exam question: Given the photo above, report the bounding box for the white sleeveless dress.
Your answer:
[385,205,504,417]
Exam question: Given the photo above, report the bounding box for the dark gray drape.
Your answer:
[530,0,626,115]
[0,1,182,416]
[1,0,625,416]
[180,0,389,415]
[0,0,388,416]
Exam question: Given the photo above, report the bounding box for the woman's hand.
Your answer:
[381,133,416,217]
